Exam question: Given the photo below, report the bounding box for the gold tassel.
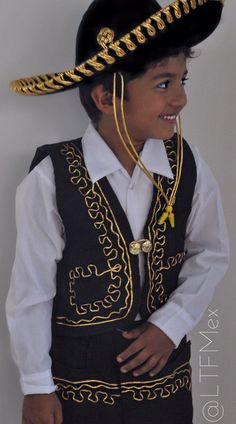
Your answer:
[158,205,175,228]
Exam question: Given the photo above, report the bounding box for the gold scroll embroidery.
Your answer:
[147,138,180,313]
[158,251,186,271]
[54,361,192,405]
[56,143,134,327]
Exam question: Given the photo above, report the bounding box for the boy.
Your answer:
[6,1,229,423]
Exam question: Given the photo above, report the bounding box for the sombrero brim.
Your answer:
[10,0,224,96]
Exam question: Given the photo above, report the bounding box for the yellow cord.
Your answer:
[112,72,184,229]
[118,73,170,205]
[113,73,169,204]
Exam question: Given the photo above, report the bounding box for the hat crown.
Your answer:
[76,0,161,64]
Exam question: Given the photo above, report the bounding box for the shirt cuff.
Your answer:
[147,302,194,349]
[20,369,57,395]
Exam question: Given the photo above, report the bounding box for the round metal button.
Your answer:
[142,240,153,253]
[129,241,141,255]
[129,239,153,255]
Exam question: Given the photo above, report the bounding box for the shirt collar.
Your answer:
[82,123,174,183]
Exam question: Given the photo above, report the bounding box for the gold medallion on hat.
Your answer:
[97,27,115,49]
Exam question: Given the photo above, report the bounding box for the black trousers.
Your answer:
[51,327,193,424]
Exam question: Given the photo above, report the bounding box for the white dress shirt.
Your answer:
[6,123,229,395]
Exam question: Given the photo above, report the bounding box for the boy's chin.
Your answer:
[153,127,176,141]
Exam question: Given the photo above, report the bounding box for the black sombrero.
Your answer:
[10,0,224,96]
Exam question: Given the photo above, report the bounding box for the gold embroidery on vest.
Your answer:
[69,264,122,315]
[146,138,178,313]
[56,143,133,327]
[158,251,186,271]
[54,361,191,405]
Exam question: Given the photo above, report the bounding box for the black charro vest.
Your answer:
[30,135,196,337]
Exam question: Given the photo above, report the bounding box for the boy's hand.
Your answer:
[116,322,175,377]
[22,392,63,424]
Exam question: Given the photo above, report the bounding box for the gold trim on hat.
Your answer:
[10,0,224,96]
[97,27,115,49]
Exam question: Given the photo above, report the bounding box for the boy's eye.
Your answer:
[158,80,170,89]
[157,77,189,89]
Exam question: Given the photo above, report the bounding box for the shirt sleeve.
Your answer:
[5,156,65,395]
[148,144,230,348]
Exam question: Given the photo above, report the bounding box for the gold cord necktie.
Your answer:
[112,72,184,229]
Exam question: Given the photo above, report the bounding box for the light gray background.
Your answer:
[0,1,235,423]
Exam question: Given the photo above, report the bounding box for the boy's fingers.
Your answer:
[120,349,148,373]
[131,356,159,377]
[117,323,160,363]
[149,357,168,377]
[127,356,158,377]
[117,339,144,363]
[122,323,148,339]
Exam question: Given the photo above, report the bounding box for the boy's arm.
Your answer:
[147,144,230,348]
[5,156,65,395]
[117,144,229,377]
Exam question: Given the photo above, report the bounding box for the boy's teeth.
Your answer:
[160,115,176,120]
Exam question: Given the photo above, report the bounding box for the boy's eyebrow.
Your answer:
[152,69,188,80]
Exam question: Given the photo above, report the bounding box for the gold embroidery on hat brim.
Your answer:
[10,0,222,96]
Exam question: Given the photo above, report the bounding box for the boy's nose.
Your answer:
[170,87,187,110]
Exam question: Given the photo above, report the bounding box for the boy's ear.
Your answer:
[91,85,113,115]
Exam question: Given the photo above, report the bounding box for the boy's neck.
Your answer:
[95,119,144,177]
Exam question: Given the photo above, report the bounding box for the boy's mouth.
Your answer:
[159,114,177,121]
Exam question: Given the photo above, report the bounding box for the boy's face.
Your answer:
[122,53,188,145]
